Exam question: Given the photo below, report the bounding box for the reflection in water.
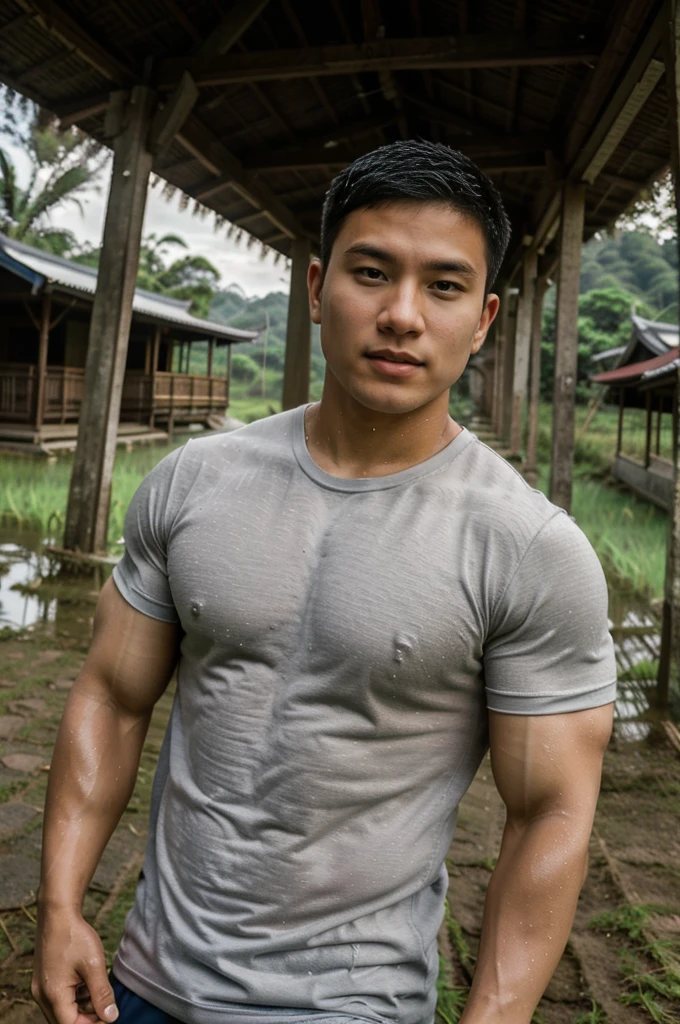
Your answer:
[0,529,674,737]
[0,527,111,639]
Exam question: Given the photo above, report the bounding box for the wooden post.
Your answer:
[502,298,518,443]
[657,0,680,708]
[617,388,625,456]
[550,181,586,512]
[282,237,312,410]
[524,275,549,486]
[149,324,161,427]
[492,282,509,436]
[644,391,653,467]
[208,337,215,410]
[64,86,155,553]
[510,251,537,459]
[34,291,52,433]
[657,398,663,455]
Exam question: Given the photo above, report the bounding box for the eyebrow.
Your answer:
[343,243,478,277]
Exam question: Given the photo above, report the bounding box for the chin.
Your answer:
[347,380,437,416]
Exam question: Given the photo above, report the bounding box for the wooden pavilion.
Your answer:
[1,0,680,694]
[590,315,679,510]
[0,233,258,451]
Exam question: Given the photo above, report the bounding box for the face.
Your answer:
[308,201,500,416]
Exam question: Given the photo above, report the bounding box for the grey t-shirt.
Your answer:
[112,405,616,1024]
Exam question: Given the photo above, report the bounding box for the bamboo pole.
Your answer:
[34,292,51,433]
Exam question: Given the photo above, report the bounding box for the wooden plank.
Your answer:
[15,0,134,84]
[510,249,537,458]
[157,27,603,89]
[243,134,552,173]
[147,71,199,155]
[550,182,586,512]
[176,116,308,241]
[63,86,155,554]
[282,238,312,410]
[196,0,272,57]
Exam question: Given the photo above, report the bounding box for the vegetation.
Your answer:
[589,904,680,1024]
[0,105,106,253]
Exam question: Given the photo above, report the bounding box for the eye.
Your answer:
[431,280,462,294]
[356,266,386,281]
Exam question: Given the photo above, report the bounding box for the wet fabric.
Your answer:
[112,405,616,1024]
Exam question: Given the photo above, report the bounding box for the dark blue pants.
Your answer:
[111,974,183,1023]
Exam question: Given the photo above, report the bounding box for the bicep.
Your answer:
[489,705,613,826]
[79,577,181,717]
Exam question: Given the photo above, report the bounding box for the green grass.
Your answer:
[0,440,186,549]
[589,905,680,1024]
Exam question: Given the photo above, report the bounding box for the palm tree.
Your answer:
[0,108,105,253]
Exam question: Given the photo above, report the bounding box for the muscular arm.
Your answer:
[33,578,181,1024]
[459,704,613,1024]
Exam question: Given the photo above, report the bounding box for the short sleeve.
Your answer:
[111,447,185,623]
[483,512,616,715]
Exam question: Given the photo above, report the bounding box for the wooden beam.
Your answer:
[550,181,586,512]
[196,0,272,56]
[55,91,110,128]
[192,173,234,202]
[157,27,603,89]
[510,249,537,458]
[147,71,199,155]
[15,0,134,84]
[64,87,155,554]
[243,135,552,173]
[282,238,312,410]
[176,116,309,240]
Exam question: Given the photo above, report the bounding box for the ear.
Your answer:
[308,258,324,324]
[470,293,500,355]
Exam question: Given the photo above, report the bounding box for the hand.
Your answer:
[32,908,119,1023]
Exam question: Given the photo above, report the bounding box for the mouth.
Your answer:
[363,349,426,379]
[365,349,425,367]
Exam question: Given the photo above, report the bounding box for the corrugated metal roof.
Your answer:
[0,234,258,344]
[592,346,679,384]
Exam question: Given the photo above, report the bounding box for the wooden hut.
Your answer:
[592,332,679,511]
[0,233,258,452]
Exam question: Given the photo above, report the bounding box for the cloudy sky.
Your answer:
[0,132,291,297]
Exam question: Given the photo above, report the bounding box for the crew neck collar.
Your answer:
[291,404,473,493]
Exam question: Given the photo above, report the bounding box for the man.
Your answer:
[33,140,616,1024]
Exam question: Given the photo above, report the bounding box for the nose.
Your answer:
[376,281,425,338]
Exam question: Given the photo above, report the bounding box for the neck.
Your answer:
[304,374,461,479]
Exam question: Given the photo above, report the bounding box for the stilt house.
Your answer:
[592,315,679,510]
[0,234,258,451]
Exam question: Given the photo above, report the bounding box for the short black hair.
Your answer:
[320,140,511,291]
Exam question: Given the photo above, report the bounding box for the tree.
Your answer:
[540,287,651,402]
[0,105,105,251]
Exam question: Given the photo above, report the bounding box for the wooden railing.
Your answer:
[44,366,86,422]
[0,364,229,425]
[0,363,35,420]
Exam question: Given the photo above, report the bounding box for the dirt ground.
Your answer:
[0,598,679,1024]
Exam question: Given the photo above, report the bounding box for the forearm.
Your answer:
[459,812,590,1024]
[39,675,150,912]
